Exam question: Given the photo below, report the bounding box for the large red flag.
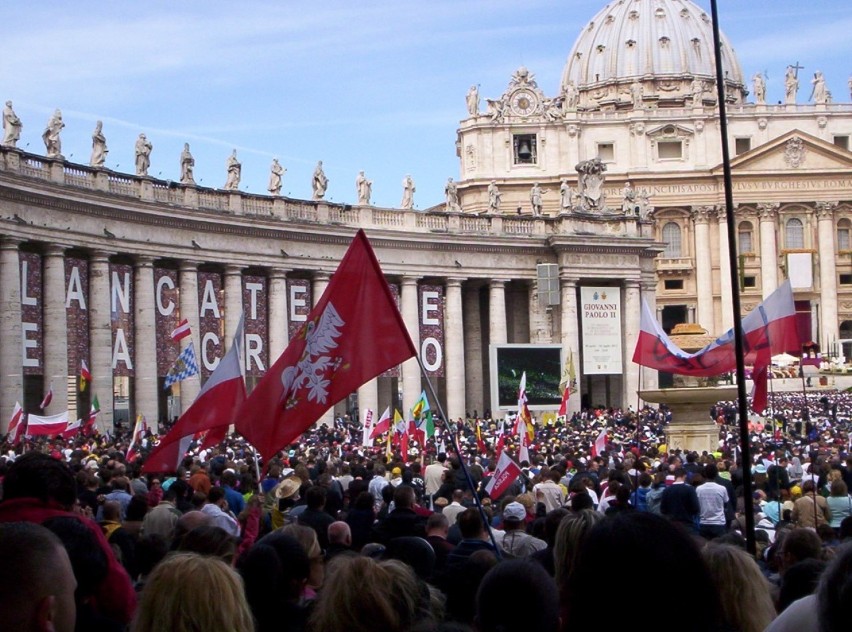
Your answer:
[142,319,246,473]
[237,230,417,462]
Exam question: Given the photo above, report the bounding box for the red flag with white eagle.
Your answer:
[484,451,522,500]
[236,230,417,462]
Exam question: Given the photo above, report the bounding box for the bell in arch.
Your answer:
[517,139,533,160]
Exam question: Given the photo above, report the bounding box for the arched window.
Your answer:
[837,218,851,251]
[785,217,804,249]
[737,221,753,255]
[662,222,682,258]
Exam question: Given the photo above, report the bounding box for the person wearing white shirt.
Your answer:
[200,487,240,537]
[696,464,729,539]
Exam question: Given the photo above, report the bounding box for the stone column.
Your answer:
[559,275,580,415]
[223,265,244,349]
[488,279,508,345]
[623,280,642,409]
[528,279,553,343]
[463,283,484,417]
[133,256,159,430]
[640,280,659,392]
[89,251,114,431]
[179,261,201,412]
[758,203,779,298]
[313,272,334,426]
[817,202,839,346]
[0,238,23,430]
[445,278,465,422]
[268,268,289,361]
[42,245,69,416]
[692,206,714,329]
[400,276,421,412]
[716,208,733,332]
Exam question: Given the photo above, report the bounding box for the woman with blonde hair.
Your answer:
[308,555,430,632]
[553,509,604,595]
[132,552,254,632]
[701,543,776,632]
[281,523,325,593]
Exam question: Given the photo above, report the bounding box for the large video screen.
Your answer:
[489,344,563,411]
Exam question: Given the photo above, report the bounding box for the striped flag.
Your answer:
[126,414,148,463]
[370,406,391,440]
[7,402,25,445]
[40,382,54,410]
[83,394,100,435]
[164,342,200,389]
[79,360,92,391]
[170,318,192,342]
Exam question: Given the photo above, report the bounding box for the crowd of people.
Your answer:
[1,389,852,631]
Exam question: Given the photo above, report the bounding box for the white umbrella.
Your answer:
[771,353,797,367]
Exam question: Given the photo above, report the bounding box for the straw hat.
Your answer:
[273,476,302,500]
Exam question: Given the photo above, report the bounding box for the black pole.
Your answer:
[709,0,756,556]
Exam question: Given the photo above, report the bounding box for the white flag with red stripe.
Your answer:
[591,427,607,457]
[26,411,69,436]
[7,402,25,445]
[369,406,392,440]
[170,318,192,342]
[40,382,54,410]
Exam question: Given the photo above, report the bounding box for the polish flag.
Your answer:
[7,402,25,445]
[62,418,82,440]
[484,451,522,500]
[591,427,607,457]
[143,317,246,473]
[40,382,54,410]
[236,230,417,462]
[170,318,192,343]
[369,406,391,440]
[633,281,799,411]
[26,411,69,436]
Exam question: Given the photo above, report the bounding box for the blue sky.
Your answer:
[2,1,850,209]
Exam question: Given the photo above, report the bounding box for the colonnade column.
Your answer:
[488,280,508,345]
[463,283,484,417]
[640,281,659,392]
[0,238,23,430]
[716,208,733,332]
[400,276,421,412]
[444,278,465,422]
[42,245,69,416]
[134,256,159,430]
[357,379,379,427]
[312,272,334,425]
[692,206,714,329]
[623,279,642,409]
[268,268,289,361]
[817,202,839,346]
[758,203,779,298]
[89,251,114,431]
[559,275,580,415]
[528,279,553,343]
[179,261,201,411]
[224,264,243,348]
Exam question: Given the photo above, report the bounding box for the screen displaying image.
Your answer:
[490,344,563,410]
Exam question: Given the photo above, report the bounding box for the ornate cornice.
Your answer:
[757,202,780,220]
[815,201,839,220]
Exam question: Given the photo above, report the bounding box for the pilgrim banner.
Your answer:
[154,268,180,376]
[381,283,401,378]
[580,286,623,375]
[243,274,268,377]
[287,278,312,340]
[419,284,445,377]
[110,263,135,376]
[20,252,43,374]
[197,271,224,379]
[65,257,90,379]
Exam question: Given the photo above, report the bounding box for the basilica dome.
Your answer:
[560,0,745,109]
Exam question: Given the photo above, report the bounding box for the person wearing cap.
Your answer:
[390,467,404,487]
[500,502,546,558]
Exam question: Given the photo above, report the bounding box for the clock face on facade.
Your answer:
[510,90,538,116]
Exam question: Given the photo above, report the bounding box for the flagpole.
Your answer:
[710,0,756,556]
[414,356,502,558]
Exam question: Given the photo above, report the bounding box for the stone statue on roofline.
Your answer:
[312,161,328,200]
[268,159,285,196]
[445,177,460,212]
[2,101,22,148]
[135,133,153,176]
[355,170,372,205]
[90,121,108,167]
[180,143,195,184]
[42,109,64,158]
[752,73,766,105]
[466,85,479,117]
[224,150,241,190]
[400,174,415,209]
[487,180,502,214]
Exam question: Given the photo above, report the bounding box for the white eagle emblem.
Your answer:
[281,302,345,406]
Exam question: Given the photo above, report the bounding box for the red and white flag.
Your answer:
[80,360,92,391]
[143,318,246,473]
[126,415,148,463]
[170,318,192,343]
[26,411,69,436]
[484,451,522,500]
[40,382,54,410]
[369,406,391,440]
[62,418,82,440]
[516,372,533,464]
[236,230,417,462]
[7,402,25,445]
[360,408,374,446]
[633,281,799,414]
[591,427,607,457]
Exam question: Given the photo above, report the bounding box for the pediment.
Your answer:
[715,129,852,173]
[646,123,694,139]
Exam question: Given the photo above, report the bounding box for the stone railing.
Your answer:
[0,147,656,240]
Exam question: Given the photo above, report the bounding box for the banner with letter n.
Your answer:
[580,286,622,375]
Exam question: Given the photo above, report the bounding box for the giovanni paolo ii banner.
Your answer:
[580,286,623,375]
